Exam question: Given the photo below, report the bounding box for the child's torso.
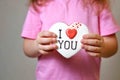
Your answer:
[36,0,100,80]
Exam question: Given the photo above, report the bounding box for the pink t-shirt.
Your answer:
[21,0,120,80]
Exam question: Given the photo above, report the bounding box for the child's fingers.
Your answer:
[81,39,102,47]
[82,44,101,57]
[83,33,102,40]
[36,31,57,44]
[82,44,101,53]
[38,44,58,55]
[39,31,57,38]
[37,37,57,45]
[38,44,57,51]
[87,52,101,57]
[82,33,104,47]
[38,49,53,55]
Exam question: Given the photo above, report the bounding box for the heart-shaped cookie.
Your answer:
[49,22,89,58]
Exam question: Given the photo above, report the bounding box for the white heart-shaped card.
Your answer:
[49,22,89,58]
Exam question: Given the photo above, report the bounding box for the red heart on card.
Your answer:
[66,29,77,39]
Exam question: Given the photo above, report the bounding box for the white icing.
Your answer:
[49,22,89,58]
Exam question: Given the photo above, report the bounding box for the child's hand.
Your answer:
[34,31,58,55]
[81,33,104,57]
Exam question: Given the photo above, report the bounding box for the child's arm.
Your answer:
[23,31,57,58]
[81,33,118,58]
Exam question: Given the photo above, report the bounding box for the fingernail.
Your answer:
[51,44,57,49]
[81,39,84,43]
[52,38,57,43]
[52,33,57,37]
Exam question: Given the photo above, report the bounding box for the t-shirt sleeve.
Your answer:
[21,7,42,39]
[99,8,120,36]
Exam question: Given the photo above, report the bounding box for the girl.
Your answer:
[21,0,120,80]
